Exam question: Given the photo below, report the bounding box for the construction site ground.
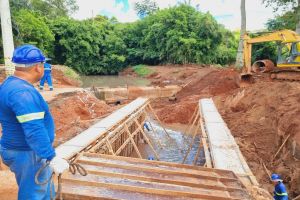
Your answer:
[0,64,299,199]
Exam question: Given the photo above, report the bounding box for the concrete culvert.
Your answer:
[252,59,275,73]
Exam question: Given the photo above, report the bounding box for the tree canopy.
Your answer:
[2,1,298,74]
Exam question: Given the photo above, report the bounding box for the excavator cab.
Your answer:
[277,41,300,65]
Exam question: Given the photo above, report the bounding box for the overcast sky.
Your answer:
[72,0,280,31]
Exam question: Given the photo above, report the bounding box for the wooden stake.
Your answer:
[124,124,143,159]
[183,106,199,135]
[105,138,115,155]
[182,117,200,164]
[145,114,163,149]
[115,129,140,156]
[261,160,271,180]
[147,104,171,138]
[199,108,212,168]
[273,134,291,161]
[193,140,203,165]
[134,119,160,161]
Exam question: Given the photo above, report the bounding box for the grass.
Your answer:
[132,64,153,77]
[55,65,81,81]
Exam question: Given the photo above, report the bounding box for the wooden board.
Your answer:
[61,153,251,200]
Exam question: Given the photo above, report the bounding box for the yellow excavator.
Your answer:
[241,29,300,81]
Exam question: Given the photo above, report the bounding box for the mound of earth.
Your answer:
[152,68,240,124]
[50,91,116,146]
[214,80,300,198]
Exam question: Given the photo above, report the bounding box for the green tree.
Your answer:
[13,9,54,56]
[263,0,300,33]
[49,17,126,75]
[10,0,78,19]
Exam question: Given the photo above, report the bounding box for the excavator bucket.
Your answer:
[240,73,254,86]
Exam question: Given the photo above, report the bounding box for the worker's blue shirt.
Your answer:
[44,63,52,75]
[274,182,288,200]
[0,76,55,161]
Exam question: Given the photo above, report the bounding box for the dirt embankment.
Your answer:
[214,80,300,197]
[151,67,240,124]
[50,91,116,146]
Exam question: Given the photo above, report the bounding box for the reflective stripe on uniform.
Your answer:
[16,112,45,123]
[275,192,288,196]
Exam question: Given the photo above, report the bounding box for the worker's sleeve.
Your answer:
[9,90,56,161]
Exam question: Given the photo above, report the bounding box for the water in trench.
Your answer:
[80,75,150,88]
[140,121,206,166]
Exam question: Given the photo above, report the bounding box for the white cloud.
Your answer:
[73,0,280,31]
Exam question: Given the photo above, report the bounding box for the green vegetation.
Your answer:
[56,65,81,81]
[132,65,153,77]
[2,0,298,74]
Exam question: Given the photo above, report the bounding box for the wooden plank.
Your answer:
[182,115,200,164]
[83,153,238,179]
[147,104,171,138]
[193,139,203,165]
[124,124,143,159]
[80,163,247,193]
[62,182,198,200]
[198,102,213,168]
[62,176,236,200]
[145,115,163,149]
[134,118,160,160]
[77,157,239,183]
[199,115,213,168]
[114,129,139,156]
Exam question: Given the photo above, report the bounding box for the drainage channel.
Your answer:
[55,97,252,199]
[140,121,205,165]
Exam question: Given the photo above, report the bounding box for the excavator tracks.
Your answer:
[270,70,300,81]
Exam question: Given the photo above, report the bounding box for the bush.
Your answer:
[132,65,153,77]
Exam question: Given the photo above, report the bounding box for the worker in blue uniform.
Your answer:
[39,58,53,91]
[271,173,288,200]
[0,45,69,200]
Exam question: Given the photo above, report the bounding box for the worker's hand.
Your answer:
[49,156,69,174]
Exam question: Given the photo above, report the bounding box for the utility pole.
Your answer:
[0,0,15,76]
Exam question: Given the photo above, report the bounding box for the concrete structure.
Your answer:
[199,98,258,187]
[93,85,181,103]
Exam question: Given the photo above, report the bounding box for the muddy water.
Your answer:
[80,75,150,88]
[141,121,205,165]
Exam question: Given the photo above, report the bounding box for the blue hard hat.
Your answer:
[12,44,45,65]
[271,173,282,181]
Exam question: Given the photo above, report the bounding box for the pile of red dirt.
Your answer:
[51,66,81,87]
[50,91,116,146]
[150,66,299,198]
[152,68,240,124]
[214,79,300,198]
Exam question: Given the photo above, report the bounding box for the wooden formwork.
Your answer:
[56,97,252,199]
[61,153,251,200]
